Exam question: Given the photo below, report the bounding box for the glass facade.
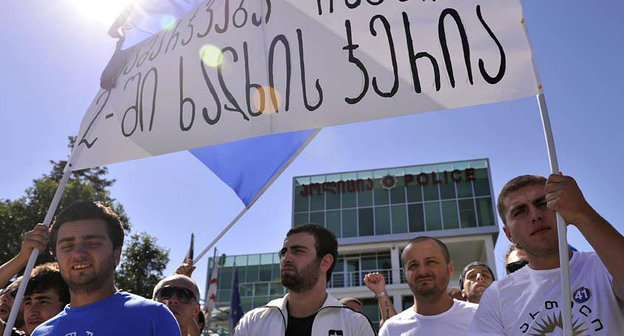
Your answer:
[210,252,286,313]
[293,159,496,238]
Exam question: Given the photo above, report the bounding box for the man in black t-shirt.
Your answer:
[234,224,375,336]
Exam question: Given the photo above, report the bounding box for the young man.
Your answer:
[23,263,69,335]
[379,237,478,335]
[234,224,375,336]
[469,174,624,335]
[153,275,202,336]
[31,200,181,336]
[458,262,494,303]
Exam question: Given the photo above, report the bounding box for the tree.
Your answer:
[115,232,170,298]
[0,137,130,264]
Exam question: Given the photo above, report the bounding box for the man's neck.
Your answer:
[286,283,327,318]
[528,250,573,270]
[69,284,117,308]
[414,291,454,316]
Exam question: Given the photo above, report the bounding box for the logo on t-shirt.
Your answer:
[328,330,343,336]
[573,287,591,304]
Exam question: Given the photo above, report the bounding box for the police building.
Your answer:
[207,159,499,331]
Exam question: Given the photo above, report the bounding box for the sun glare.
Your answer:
[70,0,133,24]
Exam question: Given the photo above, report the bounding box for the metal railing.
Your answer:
[328,269,392,288]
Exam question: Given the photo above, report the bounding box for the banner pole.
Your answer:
[2,153,77,336]
[536,91,572,336]
[193,129,321,264]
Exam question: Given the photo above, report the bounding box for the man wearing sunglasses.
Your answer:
[504,244,529,274]
[31,201,181,336]
[153,275,201,336]
[469,174,624,335]
[0,279,25,335]
[234,224,375,336]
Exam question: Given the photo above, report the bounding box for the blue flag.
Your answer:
[190,129,316,206]
[230,267,244,330]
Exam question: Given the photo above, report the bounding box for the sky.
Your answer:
[2,0,624,299]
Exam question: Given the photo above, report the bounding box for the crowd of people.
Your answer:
[0,173,622,335]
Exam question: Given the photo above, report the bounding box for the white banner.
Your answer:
[73,0,539,170]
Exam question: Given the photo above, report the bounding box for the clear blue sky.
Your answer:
[2,0,623,297]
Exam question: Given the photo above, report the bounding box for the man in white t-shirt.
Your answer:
[379,237,478,335]
[469,174,624,336]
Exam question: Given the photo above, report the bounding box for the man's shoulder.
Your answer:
[240,298,284,322]
[573,251,600,264]
[454,299,479,313]
[115,292,166,310]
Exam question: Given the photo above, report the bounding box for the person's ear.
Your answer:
[320,254,334,276]
[503,225,516,244]
[114,247,122,266]
[448,261,455,276]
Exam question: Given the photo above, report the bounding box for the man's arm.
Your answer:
[545,174,624,301]
[232,312,252,336]
[0,224,48,287]
[363,272,397,326]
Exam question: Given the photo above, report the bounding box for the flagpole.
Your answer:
[2,152,78,336]
[229,263,237,334]
[193,129,322,264]
[536,91,572,336]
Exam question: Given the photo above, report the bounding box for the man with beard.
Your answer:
[379,237,478,335]
[234,224,375,336]
[31,201,181,336]
[153,275,202,336]
[458,262,494,303]
[469,174,624,335]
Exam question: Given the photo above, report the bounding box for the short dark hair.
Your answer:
[401,236,450,264]
[505,244,523,264]
[286,223,338,280]
[25,262,70,305]
[497,175,547,225]
[51,200,124,253]
[459,261,495,291]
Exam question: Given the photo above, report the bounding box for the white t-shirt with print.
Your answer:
[469,252,624,336]
[379,299,478,336]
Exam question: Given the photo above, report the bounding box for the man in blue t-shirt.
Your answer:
[31,201,181,336]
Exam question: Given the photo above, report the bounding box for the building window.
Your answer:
[358,208,374,236]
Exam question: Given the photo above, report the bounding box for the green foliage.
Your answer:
[115,232,170,298]
[0,137,130,264]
